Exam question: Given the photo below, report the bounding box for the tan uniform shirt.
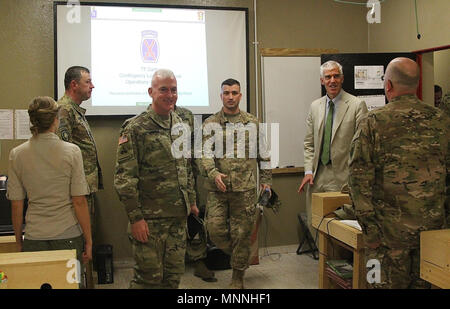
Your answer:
[7,133,90,239]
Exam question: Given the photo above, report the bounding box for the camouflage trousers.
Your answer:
[206,190,256,271]
[128,217,187,289]
[365,246,431,289]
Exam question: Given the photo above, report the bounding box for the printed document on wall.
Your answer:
[0,109,14,140]
[15,110,32,140]
[358,95,386,111]
[354,65,384,89]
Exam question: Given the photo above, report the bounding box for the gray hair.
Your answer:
[151,69,176,85]
[320,61,343,78]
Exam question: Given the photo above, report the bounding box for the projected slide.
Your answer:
[56,4,247,115]
[90,7,208,107]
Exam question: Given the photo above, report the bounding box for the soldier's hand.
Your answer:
[260,184,272,197]
[131,219,150,243]
[215,173,227,192]
[297,174,314,194]
[190,204,199,217]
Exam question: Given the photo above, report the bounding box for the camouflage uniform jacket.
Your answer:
[201,109,272,192]
[348,94,450,249]
[174,106,201,178]
[57,94,103,193]
[114,106,196,223]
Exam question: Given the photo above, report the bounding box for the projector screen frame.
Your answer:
[53,1,250,118]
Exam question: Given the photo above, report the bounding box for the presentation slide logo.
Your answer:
[91,7,97,19]
[141,30,160,63]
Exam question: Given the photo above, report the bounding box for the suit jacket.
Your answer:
[303,90,368,187]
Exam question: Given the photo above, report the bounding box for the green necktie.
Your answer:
[321,100,334,166]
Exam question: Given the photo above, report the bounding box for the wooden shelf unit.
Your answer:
[311,192,365,289]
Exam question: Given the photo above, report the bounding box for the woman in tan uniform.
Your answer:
[7,96,92,284]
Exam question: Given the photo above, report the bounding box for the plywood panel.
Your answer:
[0,250,79,289]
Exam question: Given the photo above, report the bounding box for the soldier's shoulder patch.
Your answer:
[118,134,129,145]
[60,130,70,142]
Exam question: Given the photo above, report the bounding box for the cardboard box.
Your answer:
[420,229,450,289]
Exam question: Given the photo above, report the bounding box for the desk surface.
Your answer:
[311,192,362,249]
[312,215,362,249]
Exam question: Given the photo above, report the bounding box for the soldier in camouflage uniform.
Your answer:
[114,69,198,289]
[173,105,217,282]
[201,78,272,289]
[57,66,103,288]
[57,66,103,223]
[348,58,450,289]
[440,92,450,227]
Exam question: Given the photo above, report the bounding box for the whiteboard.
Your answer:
[262,56,321,168]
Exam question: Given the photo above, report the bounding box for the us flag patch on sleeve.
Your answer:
[118,135,128,145]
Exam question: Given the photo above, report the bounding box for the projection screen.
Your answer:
[54,2,248,116]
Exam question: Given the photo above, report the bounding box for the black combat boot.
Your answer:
[194,259,217,282]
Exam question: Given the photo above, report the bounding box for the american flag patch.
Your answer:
[118,135,128,145]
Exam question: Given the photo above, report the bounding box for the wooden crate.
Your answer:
[0,236,19,254]
[312,192,351,217]
[0,249,79,289]
[420,229,450,289]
